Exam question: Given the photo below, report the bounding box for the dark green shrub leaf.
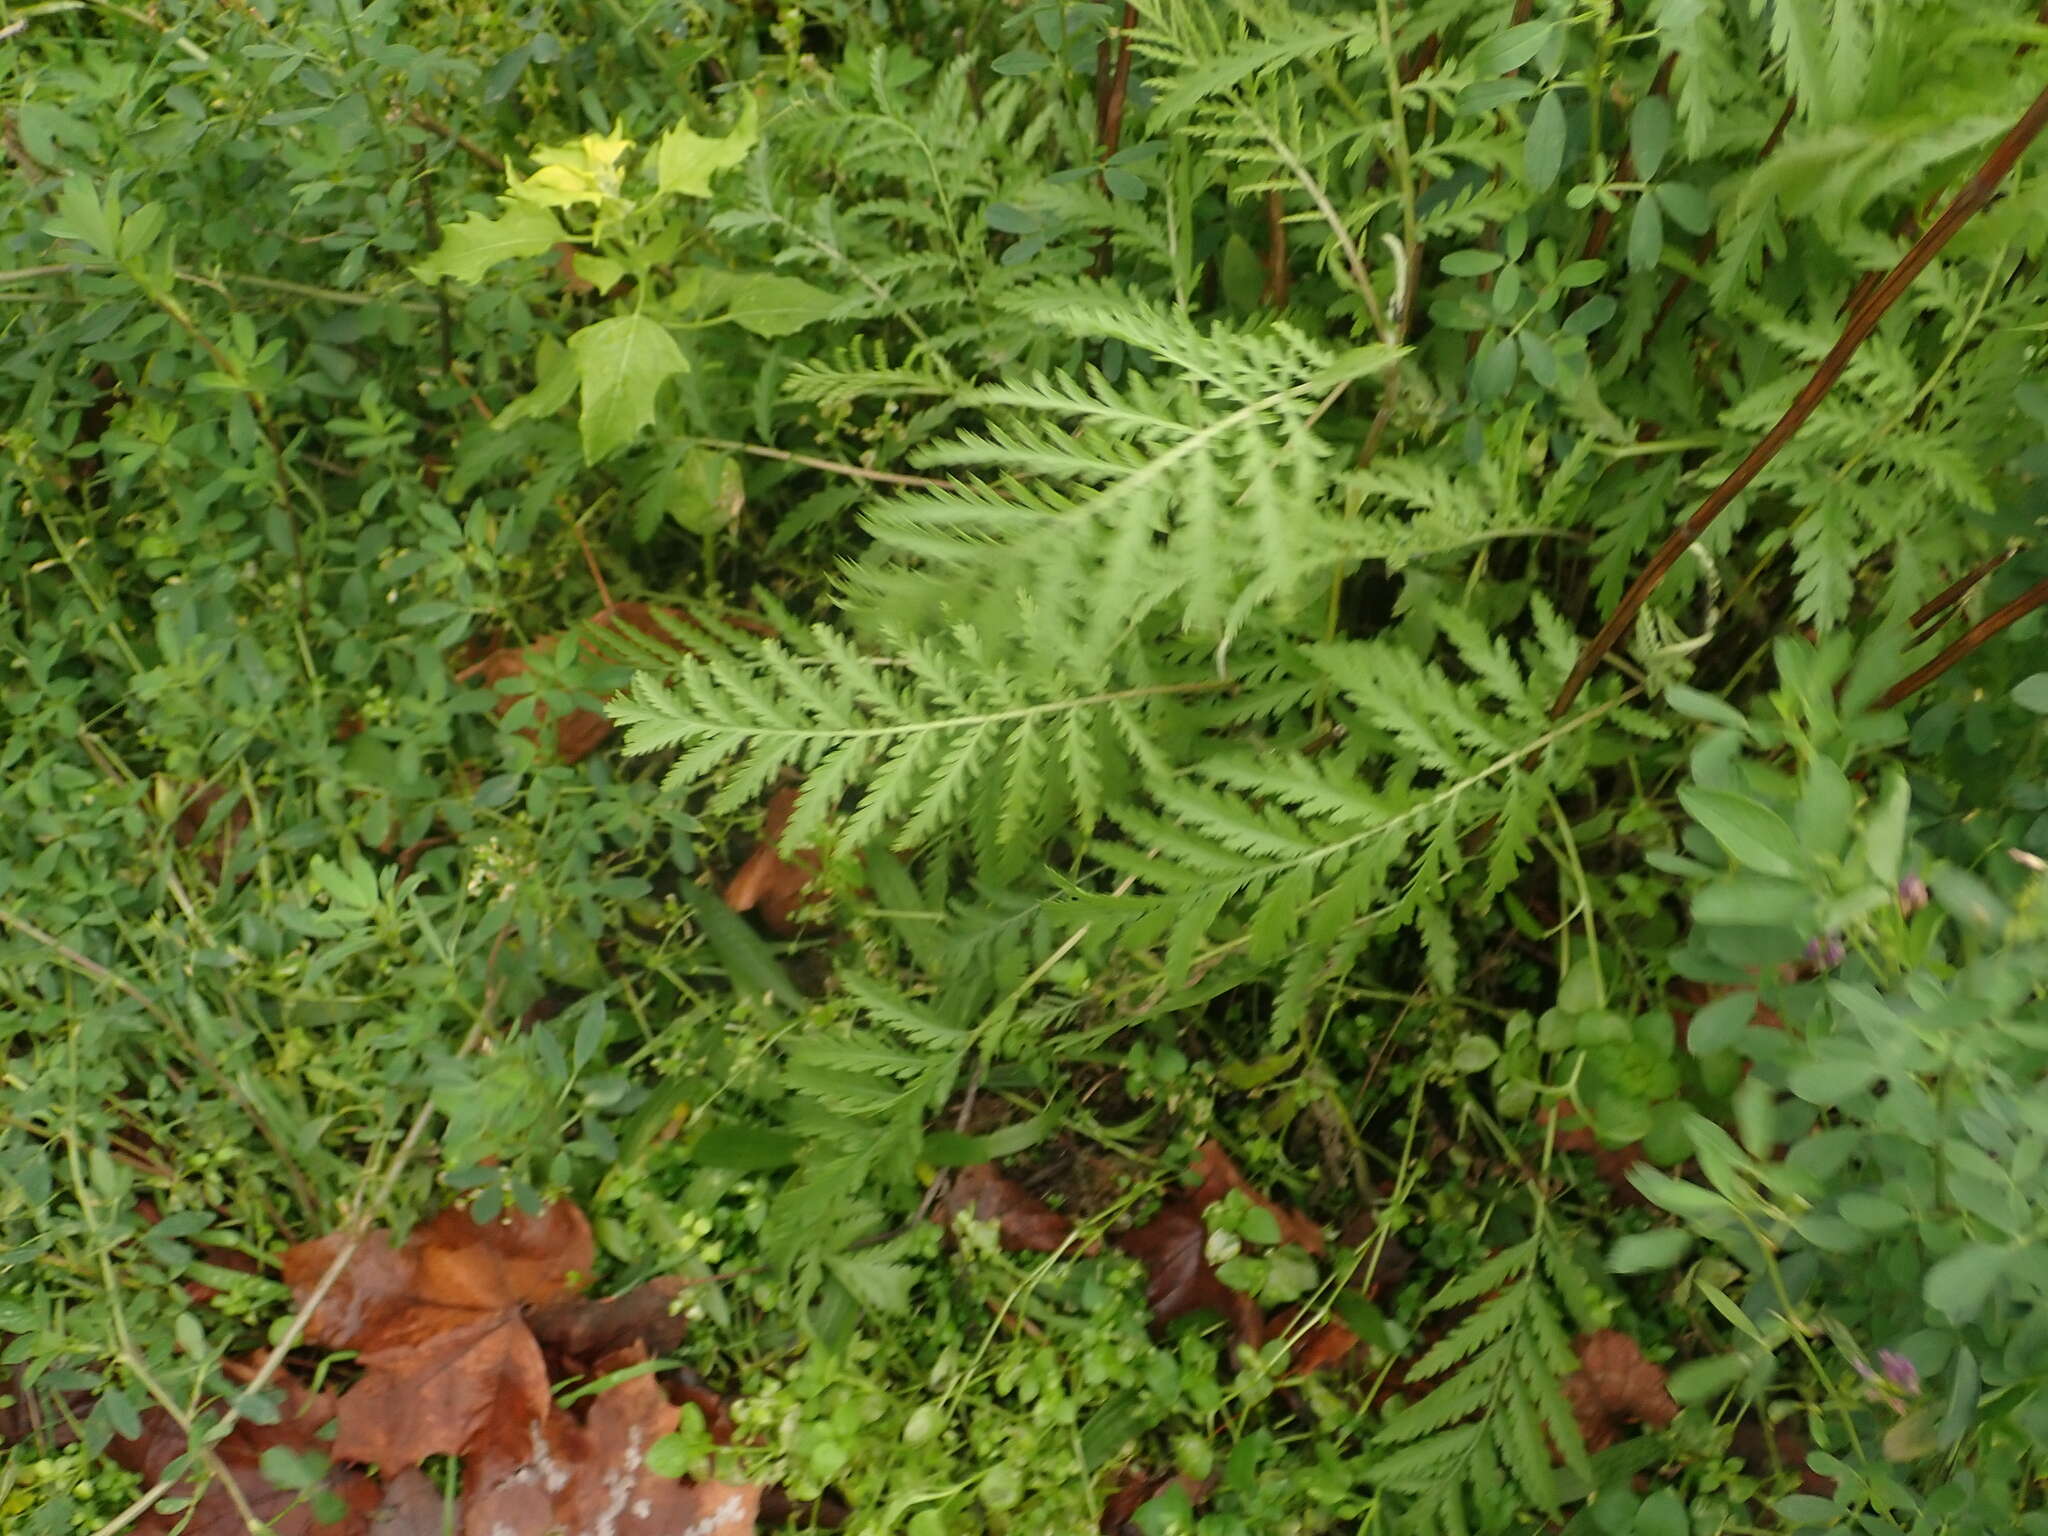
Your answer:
[1786,1056,1880,1106]
[1685,990,1755,1055]
[1654,181,1713,234]
[1523,93,1567,191]
[1924,1244,2008,1323]
[1607,1228,1692,1273]
[1440,249,1504,276]
[1631,96,1672,179]
[1666,1354,1749,1405]
[1627,195,1664,273]
[993,49,1051,75]
[1692,875,1812,927]
[1677,788,1799,877]
[1467,21,1555,76]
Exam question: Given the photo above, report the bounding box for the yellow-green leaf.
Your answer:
[656,93,759,198]
[697,270,839,337]
[566,313,687,463]
[411,200,564,285]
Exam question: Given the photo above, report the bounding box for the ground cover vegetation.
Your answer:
[3,0,2048,1531]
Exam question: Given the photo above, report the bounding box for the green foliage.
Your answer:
[1371,1215,1598,1534]
[1628,636,2048,1531]
[8,0,2048,1532]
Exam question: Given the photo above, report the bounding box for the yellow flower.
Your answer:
[509,127,638,210]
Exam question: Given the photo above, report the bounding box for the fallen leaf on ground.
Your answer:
[1115,1142,1320,1342]
[1188,1141,1324,1255]
[1277,1309,1359,1375]
[110,1366,383,1536]
[1099,1469,1212,1535]
[1280,1207,1417,1376]
[721,782,825,935]
[1560,1330,1679,1452]
[464,1346,758,1536]
[279,1203,593,1469]
[168,780,252,882]
[528,1276,690,1375]
[367,1469,448,1536]
[461,601,693,763]
[1729,1416,1836,1497]
[935,1163,1092,1254]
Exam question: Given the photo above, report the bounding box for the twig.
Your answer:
[409,107,505,174]
[1909,547,2018,639]
[1553,80,2048,717]
[685,434,955,489]
[1879,576,2048,709]
[415,143,456,375]
[1261,188,1290,306]
[1090,4,1140,278]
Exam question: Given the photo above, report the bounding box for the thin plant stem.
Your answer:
[1554,79,2048,717]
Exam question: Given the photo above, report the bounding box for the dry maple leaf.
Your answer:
[111,1366,382,1536]
[464,1346,759,1536]
[280,1203,593,1471]
[720,782,824,935]
[1279,1208,1416,1376]
[935,1163,1089,1255]
[1560,1330,1680,1453]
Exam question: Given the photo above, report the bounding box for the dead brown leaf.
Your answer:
[367,1469,450,1536]
[935,1163,1092,1255]
[464,1347,759,1536]
[168,780,252,882]
[720,782,824,935]
[1561,1330,1679,1453]
[462,602,693,764]
[1115,1142,1320,1343]
[111,1367,383,1536]
[528,1276,690,1376]
[1099,1470,1212,1535]
[1188,1142,1324,1255]
[279,1203,593,1470]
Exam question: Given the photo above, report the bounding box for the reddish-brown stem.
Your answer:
[1090,5,1140,277]
[408,108,504,174]
[1401,35,1441,85]
[1262,188,1290,306]
[1554,80,2048,718]
[1909,548,2018,635]
[1879,577,2048,708]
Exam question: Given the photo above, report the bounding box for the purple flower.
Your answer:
[1852,1348,1921,1398]
[1803,934,1846,972]
[1878,1350,1920,1395]
[1897,875,1929,916]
